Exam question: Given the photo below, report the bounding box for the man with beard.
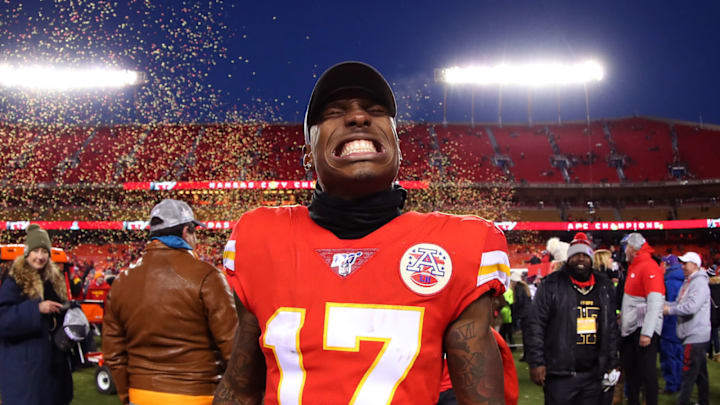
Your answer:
[214,62,509,405]
[525,232,620,405]
[620,232,665,405]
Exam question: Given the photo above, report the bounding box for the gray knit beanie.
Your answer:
[24,224,51,257]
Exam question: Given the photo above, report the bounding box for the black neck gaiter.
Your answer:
[308,185,407,239]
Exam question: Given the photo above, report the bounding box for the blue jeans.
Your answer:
[659,336,683,392]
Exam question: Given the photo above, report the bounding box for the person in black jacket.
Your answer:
[525,232,620,405]
[0,225,73,405]
[708,265,720,362]
[510,271,531,359]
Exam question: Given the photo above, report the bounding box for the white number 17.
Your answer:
[263,303,425,405]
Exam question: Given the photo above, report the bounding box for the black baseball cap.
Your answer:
[303,61,397,144]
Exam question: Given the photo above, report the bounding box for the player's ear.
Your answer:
[390,117,402,165]
[302,144,314,172]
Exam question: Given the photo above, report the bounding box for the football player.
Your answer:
[214,61,510,405]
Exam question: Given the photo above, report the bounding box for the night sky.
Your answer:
[1,0,719,125]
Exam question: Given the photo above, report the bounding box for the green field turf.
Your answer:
[4,344,720,404]
[70,349,720,404]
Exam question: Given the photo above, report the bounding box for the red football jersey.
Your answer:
[223,206,510,405]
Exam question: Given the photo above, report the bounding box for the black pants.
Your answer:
[621,330,659,405]
[710,325,720,356]
[544,370,602,405]
[678,341,709,405]
[437,388,458,405]
[500,323,514,347]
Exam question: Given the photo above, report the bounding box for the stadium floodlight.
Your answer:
[437,60,604,87]
[0,65,142,91]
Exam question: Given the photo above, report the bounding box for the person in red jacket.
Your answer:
[438,328,519,405]
[85,271,111,302]
[620,233,665,405]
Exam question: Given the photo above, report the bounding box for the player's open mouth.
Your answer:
[334,139,384,159]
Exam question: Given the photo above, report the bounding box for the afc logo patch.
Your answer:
[399,243,453,295]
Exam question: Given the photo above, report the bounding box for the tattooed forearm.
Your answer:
[445,295,504,405]
[213,300,266,405]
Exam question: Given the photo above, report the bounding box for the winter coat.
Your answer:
[0,256,73,405]
[661,263,684,343]
[525,266,620,377]
[103,240,238,404]
[709,275,720,327]
[511,281,532,323]
[667,269,711,344]
[621,243,665,338]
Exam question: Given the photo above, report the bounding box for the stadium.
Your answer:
[0,1,719,404]
[1,116,718,270]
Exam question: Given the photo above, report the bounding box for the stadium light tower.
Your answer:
[0,65,143,91]
[435,60,604,127]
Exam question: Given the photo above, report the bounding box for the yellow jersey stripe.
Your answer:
[477,250,511,289]
[223,240,236,271]
[479,262,512,276]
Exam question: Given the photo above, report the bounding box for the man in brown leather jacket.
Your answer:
[103,199,238,405]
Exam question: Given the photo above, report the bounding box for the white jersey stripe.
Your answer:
[223,240,236,272]
[478,250,511,290]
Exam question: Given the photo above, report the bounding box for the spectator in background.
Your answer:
[592,249,613,274]
[709,265,720,362]
[611,244,625,270]
[510,271,531,360]
[659,255,684,394]
[620,232,665,405]
[528,275,542,299]
[527,252,542,265]
[526,232,620,405]
[0,224,73,405]
[69,268,84,301]
[103,199,238,405]
[593,249,620,287]
[500,285,514,349]
[546,237,569,268]
[85,271,111,302]
[663,252,710,405]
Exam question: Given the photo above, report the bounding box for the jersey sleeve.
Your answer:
[450,221,511,322]
[476,224,511,296]
[223,221,250,311]
[491,328,519,405]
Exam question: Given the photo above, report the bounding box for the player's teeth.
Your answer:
[340,140,377,157]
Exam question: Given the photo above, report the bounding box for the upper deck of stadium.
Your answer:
[0,115,717,186]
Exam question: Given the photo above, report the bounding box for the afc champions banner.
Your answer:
[0,218,716,231]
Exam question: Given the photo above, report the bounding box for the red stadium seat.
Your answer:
[675,124,720,179]
[1,117,715,186]
[611,118,674,182]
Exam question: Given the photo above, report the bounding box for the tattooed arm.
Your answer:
[213,298,266,405]
[444,294,504,405]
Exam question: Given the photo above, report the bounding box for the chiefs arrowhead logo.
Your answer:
[316,248,377,278]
